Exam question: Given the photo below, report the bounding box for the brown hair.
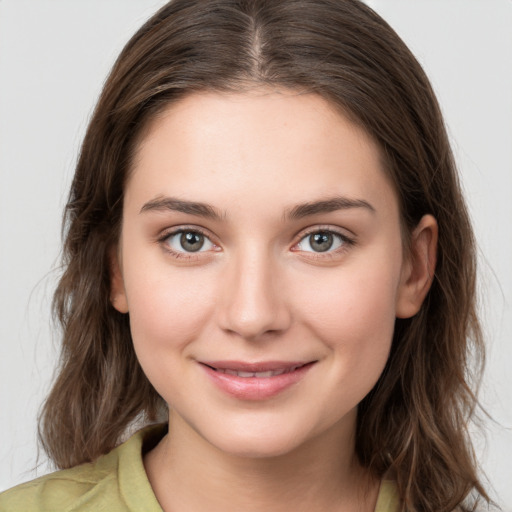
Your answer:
[40,0,490,510]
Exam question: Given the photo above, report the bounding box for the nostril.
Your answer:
[215,266,292,339]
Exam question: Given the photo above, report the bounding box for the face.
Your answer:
[112,89,434,458]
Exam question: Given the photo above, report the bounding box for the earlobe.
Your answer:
[109,245,129,314]
[396,214,438,319]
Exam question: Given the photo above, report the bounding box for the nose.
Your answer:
[216,248,292,340]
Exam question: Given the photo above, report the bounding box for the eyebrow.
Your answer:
[139,195,375,220]
[140,196,224,220]
[285,196,376,220]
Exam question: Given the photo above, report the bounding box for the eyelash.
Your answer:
[158,226,217,260]
[157,226,356,261]
[292,227,356,259]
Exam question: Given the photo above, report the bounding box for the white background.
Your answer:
[1,0,511,508]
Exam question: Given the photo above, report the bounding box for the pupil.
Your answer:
[181,232,204,252]
[311,232,333,252]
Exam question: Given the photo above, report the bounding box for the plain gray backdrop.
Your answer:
[1,0,511,508]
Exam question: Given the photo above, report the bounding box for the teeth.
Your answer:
[237,371,256,378]
[218,368,295,378]
[255,371,274,378]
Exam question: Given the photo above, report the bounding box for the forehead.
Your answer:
[126,89,398,220]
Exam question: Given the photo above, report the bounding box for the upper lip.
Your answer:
[200,360,314,372]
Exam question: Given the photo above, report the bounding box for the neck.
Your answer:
[144,412,380,512]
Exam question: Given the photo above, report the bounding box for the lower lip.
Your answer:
[200,362,315,401]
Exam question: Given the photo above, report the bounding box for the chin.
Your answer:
[210,430,307,459]
[183,411,316,460]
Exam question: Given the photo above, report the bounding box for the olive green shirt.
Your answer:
[0,425,399,511]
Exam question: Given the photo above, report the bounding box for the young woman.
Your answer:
[0,0,491,510]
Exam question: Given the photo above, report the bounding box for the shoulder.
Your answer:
[374,479,400,512]
[0,461,115,512]
[0,424,166,512]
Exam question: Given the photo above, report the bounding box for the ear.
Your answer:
[395,214,438,319]
[109,245,129,314]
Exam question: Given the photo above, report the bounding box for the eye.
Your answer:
[163,229,216,254]
[295,230,350,253]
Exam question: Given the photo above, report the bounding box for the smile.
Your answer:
[216,367,301,378]
[199,361,316,400]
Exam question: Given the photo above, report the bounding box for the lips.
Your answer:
[216,367,302,378]
[199,360,316,400]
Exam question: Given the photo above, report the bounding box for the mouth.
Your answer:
[198,360,317,400]
[201,361,312,378]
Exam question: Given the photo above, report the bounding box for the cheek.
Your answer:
[293,255,401,376]
[300,263,398,329]
[124,266,220,403]
[124,263,218,355]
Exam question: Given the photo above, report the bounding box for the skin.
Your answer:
[111,89,437,512]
